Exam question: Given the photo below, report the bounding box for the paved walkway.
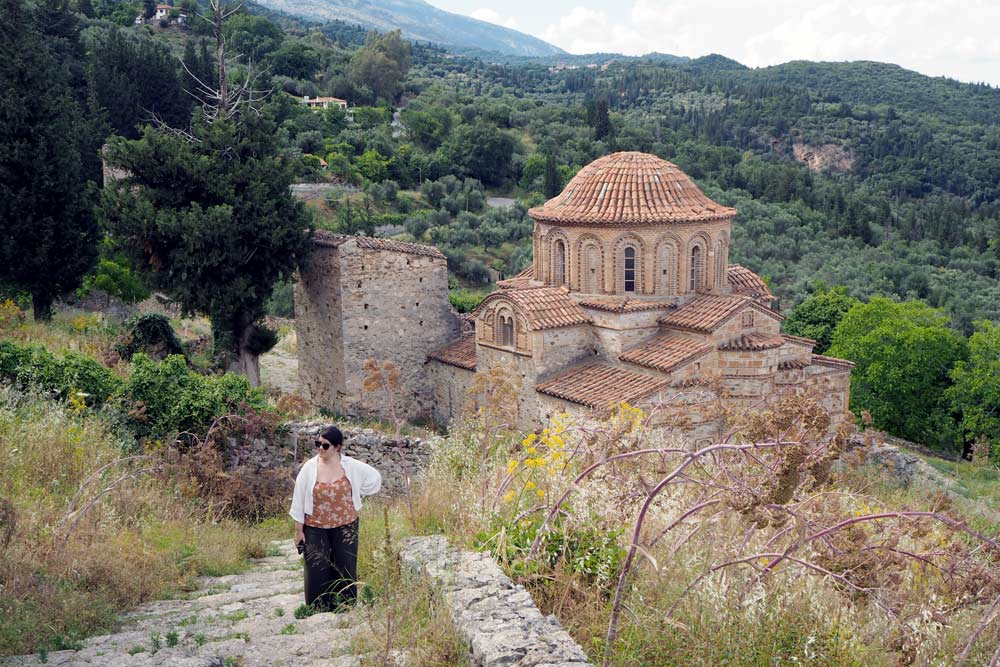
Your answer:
[1,542,387,667]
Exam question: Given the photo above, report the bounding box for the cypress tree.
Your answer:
[543,153,560,199]
[0,0,99,320]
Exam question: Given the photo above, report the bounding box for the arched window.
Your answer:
[553,240,566,286]
[624,247,636,293]
[656,241,676,295]
[495,315,515,347]
[689,246,702,291]
[582,243,601,293]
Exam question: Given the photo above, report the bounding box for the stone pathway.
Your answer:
[1,542,386,667]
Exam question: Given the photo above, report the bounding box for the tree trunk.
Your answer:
[32,293,53,322]
[224,316,261,387]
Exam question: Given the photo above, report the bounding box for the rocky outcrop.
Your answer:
[792,142,854,173]
[401,535,593,667]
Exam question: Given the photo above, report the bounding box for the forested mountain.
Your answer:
[249,0,564,56]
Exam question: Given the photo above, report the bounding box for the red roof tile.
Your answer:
[578,297,675,313]
[811,354,856,370]
[535,363,669,409]
[476,286,590,331]
[528,152,736,226]
[778,358,810,370]
[497,265,534,289]
[781,333,817,348]
[620,334,711,372]
[659,293,784,333]
[728,265,774,298]
[718,332,785,351]
[427,335,476,371]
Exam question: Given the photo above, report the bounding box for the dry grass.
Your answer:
[370,400,1000,667]
[0,386,286,656]
[350,503,470,667]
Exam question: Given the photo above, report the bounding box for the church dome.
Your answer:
[528,151,736,226]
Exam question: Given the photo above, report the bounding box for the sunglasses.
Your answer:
[314,440,336,450]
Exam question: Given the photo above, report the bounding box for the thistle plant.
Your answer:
[510,391,1000,667]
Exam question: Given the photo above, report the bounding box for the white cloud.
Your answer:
[470,8,520,30]
[536,0,1000,84]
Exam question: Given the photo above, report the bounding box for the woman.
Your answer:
[289,425,382,611]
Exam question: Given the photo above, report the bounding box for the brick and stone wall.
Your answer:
[295,235,462,422]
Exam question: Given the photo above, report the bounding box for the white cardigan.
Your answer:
[289,455,382,524]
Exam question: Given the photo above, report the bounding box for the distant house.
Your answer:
[153,3,171,20]
[298,96,348,111]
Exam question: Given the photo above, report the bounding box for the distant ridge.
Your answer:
[249,0,565,57]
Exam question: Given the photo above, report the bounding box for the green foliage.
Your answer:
[99,101,313,373]
[222,13,284,63]
[355,149,390,182]
[114,313,184,362]
[265,281,295,318]
[0,341,122,406]
[349,30,411,103]
[782,285,860,354]
[447,289,486,313]
[946,320,1000,464]
[0,0,101,320]
[293,603,315,619]
[829,298,967,450]
[120,354,267,437]
[475,515,625,590]
[439,122,516,186]
[78,257,151,306]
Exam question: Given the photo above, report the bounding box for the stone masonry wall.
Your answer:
[337,242,461,421]
[401,535,593,667]
[294,243,347,409]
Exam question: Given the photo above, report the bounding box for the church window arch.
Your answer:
[552,239,566,286]
[655,237,679,295]
[713,238,727,291]
[624,247,637,293]
[613,235,645,295]
[687,236,708,292]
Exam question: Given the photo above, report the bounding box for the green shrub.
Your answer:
[448,289,486,313]
[120,354,267,437]
[0,341,121,405]
[114,314,184,362]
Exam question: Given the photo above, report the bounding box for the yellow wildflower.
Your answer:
[536,489,545,498]
[502,491,515,503]
[526,446,537,455]
[525,481,536,490]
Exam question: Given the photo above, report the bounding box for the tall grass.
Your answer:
[0,386,285,656]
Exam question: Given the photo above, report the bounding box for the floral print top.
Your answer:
[304,477,357,528]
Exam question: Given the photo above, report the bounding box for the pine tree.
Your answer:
[77,0,93,18]
[100,0,312,385]
[0,0,99,320]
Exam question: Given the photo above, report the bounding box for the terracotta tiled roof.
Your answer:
[535,362,669,409]
[312,231,446,259]
[427,335,476,371]
[477,286,590,331]
[659,293,785,333]
[658,294,750,332]
[728,265,774,298]
[718,332,785,351]
[778,358,810,370]
[497,265,534,289]
[781,333,817,348]
[578,297,676,313]
[811,354,856,370]
[528,152,737,226]
[620,334,711,373]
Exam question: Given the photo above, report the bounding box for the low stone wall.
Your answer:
[400,535,593,667]
[224,422,433,494]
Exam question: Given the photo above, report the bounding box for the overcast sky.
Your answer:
[428,0,1000,85]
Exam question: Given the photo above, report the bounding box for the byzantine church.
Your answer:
[425,152,853,438]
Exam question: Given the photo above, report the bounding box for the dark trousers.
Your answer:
[303,519,359,611]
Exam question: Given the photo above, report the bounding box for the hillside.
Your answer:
[250,0,564,56]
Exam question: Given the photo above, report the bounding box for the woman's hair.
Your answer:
[320,425,344,448]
